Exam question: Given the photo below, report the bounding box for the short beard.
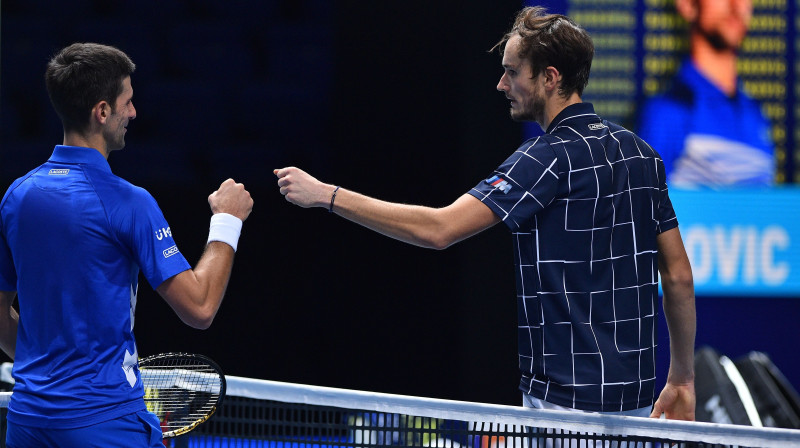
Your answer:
[510,95,545,125]
[706,32,733,51]
[699,27,743,52]
[102,129,126,153]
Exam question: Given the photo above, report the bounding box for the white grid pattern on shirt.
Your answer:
[470,105,676,412]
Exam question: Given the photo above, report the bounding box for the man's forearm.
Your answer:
[157,242,235,329]
[330,188,451,249]
[657,228,696,383]
[276,167,501,250]
[192,241,236,310]
[662,283,696,383]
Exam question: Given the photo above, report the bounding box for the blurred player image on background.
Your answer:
[637,0,775,188]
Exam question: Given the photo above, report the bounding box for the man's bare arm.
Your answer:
[651,227,696,420]
[275,167,500,249]
[157,179,253,329]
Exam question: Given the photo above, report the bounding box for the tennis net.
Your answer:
[1,373,800,447]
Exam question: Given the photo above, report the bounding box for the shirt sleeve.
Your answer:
[655,154,679,234]
[467,137,560,232]
[113,187,191,289]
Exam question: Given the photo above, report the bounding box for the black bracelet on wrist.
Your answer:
[329,186,341,213]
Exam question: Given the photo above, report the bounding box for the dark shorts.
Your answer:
[6,410,163,447]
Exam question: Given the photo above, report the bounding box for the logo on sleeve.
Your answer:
[163,245,180,258]
[154,227,172,241]
[485,175,512,194]
[588,123,606,130]
[48,169,70,175]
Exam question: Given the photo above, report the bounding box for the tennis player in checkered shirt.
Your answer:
[276,6,696,420]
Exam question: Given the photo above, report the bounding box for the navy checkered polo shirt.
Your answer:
[469,102,678,412]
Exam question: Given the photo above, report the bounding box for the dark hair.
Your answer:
[45,43,136,133]
[493,6,594,97]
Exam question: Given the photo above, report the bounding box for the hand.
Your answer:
[208,179,253,221]
[650,381,695,421]
[274,167,335,209]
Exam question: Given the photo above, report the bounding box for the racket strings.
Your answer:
[140,354,225,437]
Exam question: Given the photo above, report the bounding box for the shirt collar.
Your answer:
[48,145,112,173]
[546,102,597,134]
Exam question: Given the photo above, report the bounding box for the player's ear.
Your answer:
[675,0,698,23]
[92,101,110,124]
[542,66,561,90]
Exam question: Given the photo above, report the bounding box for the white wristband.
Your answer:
[207,213,243,252]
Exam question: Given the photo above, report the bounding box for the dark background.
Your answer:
[2,1,799,408]
[0,0,526,405]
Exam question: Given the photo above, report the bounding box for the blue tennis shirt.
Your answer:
[0,145,191,428]
[638,60,774,187]
[470,103,678,412]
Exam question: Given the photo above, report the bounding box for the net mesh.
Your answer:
[190,395,665,448]
[1,375,800,448]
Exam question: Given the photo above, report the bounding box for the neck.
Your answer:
[542,92,582,130]
[690,34,739,96]
[63,132,110,159]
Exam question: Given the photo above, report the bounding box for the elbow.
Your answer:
[408,208,467,250]
[418,219,462,250]
[662,266,694,298]
[419,232,457,250]
[159,273,223,330]
[673,265,694,291]
[428,236,453,251]
[182,307,217,330]
[190,317,214,330]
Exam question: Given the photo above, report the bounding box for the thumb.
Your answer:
[649,400,664,419]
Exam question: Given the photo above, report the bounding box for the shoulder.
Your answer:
[642,87,694,117]
[738,88,770,119]
[88,168,150,198]
[601,120,662,159]
[637,89,693,147]
[509,135,564,168]
[604,120,643,142]
[523,132,573,151]
[1,167,44,212]
[86,169,160,216]
[512,134,560,155]
[641,70,697,120]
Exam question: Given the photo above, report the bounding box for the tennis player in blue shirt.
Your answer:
[0,43,253,447]
[638,0,774,187]
[275,7,696,420]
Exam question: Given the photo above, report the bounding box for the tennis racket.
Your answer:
[139,352,226,438]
